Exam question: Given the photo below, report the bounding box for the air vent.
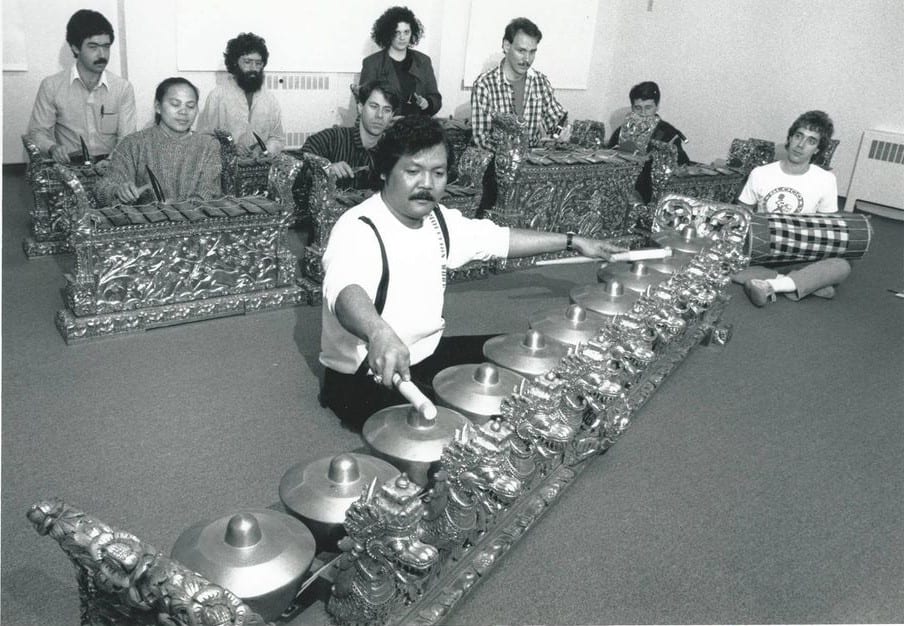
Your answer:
[846,130,904,217]
[266,74,330,91]
[867,139,904,164]
[285,131,311,149]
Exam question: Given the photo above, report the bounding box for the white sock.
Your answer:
[766,274,796,293]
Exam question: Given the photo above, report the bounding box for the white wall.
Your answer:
[4,0,903,194]
[592,0,904,191]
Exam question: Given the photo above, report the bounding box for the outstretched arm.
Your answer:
[334,284,411,387]
[507,229,625,260]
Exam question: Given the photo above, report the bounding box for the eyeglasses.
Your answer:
[238,57,264,69]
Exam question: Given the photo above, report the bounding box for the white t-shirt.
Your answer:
[320,192,510,373]
[739,161,838,214]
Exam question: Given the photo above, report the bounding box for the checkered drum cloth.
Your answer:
[747,212,872,264]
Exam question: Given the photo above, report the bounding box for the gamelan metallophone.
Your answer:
[490,145,646,241]
[54,154,308,343]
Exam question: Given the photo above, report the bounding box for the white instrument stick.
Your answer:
[392,373,437,420]
[534,247,672,266]
[608,247,673,262]
[534,256,599,266]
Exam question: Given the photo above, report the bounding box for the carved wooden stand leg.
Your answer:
[27,499,272,626]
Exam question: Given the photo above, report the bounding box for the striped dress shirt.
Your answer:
[302,125,378,189]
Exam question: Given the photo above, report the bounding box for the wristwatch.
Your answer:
[565,231,575,252]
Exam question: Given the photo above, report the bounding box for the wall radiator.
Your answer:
[845,129,904,220]
[253,71,358,149]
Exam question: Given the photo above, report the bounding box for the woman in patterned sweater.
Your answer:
[96,77,222,206]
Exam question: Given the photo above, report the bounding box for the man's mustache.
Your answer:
[94,59,108,65]
[408,192,435,201]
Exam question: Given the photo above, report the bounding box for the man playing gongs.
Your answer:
[318,115,625,428]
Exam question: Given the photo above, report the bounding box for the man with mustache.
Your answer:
[27,9,136,164]
[301,80,399,190]
[470,17,568,151]
[198,32,285,154]
[734,110,851,307]
[318,116,624,427]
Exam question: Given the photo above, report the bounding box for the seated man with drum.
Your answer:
[301,80,399,191]
[735,110,852,307]
[318,115,624,428]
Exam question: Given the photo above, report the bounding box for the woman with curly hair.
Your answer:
[359,6,442,116]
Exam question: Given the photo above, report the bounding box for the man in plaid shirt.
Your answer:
[734,111,851,307]
[470,17,567,150]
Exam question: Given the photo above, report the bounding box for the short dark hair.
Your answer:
[503,17,542,44]
[66,9,114,51]
[223,33,269,74]
[629,81,660,105]
[154,77,200,125]
[358,79,401,112]
[786,110,834,162]
[374,116,453,180]
[371,6,423,49]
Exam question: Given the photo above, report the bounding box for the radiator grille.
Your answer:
[266,74,330,91]
[846,130,904,215]
[868,140,904,164]
[285,131,311,149]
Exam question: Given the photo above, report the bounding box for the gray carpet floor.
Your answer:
[3,165,903,625]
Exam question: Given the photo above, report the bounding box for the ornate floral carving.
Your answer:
[21,134,103,257]
[727,137,775,173]
[53,154,307,342]
[212,129,273,198]
[328,475,439,625]
[568,119,607,149]
[489,112,529,189]
[27,498,270,626]
[485,129,643,239]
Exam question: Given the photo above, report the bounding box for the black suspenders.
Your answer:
[357,216,390,315]
[357,207,449,316]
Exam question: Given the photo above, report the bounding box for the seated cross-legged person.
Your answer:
[608,80,689,203]
[735,110,851,307]
[301,80,399,191]
[96,77,222,206]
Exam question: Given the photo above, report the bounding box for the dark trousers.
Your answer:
[320,334,494,430]
[477,158,498,218]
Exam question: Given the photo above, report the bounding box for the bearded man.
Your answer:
[198,32,285,154]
